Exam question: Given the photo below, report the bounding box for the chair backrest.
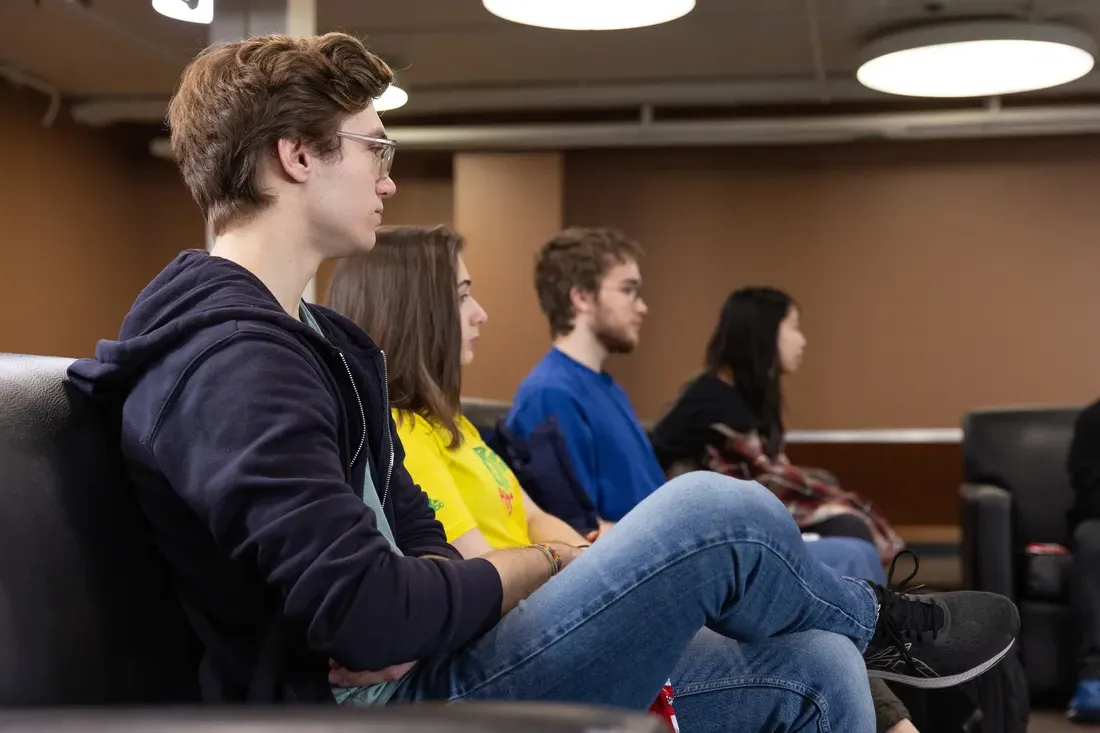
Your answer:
[0,353,199,705]
[962,406,1080,547]
[460,397,513,433]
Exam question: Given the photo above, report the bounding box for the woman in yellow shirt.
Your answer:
[328,225,921,733]
[327,225,589,557]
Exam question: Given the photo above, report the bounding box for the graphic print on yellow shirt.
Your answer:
[473,445,518,515]
[395,411,531,549]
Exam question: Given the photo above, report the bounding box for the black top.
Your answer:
[1070,398,1100,528]
[651,372,779,471]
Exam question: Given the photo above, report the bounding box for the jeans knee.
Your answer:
[800,631,874,724]
[653,471,793,536]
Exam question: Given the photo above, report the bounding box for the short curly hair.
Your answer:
[534,227,644,337]
[168,32,393,235]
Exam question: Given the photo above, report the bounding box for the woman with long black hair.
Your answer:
[652,286,886,545]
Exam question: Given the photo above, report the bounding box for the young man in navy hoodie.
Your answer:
[69,32,1020,730]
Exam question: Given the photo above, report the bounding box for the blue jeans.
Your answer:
[806,537,887,585]
[372,473,880,731]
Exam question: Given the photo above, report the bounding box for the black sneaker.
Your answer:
[863,551,1020,689]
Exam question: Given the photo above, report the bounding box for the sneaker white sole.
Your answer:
[867,637,1015,689]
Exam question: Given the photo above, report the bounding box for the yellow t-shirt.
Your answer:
[396,410,531,550]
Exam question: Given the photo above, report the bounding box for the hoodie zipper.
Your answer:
[379,349,394,509]
[337,353,366,470]
[337,350,393,510]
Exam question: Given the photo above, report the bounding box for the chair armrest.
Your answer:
[959,483,1015,598]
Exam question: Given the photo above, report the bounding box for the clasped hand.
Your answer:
[328,659,417,688]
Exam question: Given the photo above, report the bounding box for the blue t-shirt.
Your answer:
[506,348,667,522]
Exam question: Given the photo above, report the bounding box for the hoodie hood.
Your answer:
[69,250,328,398]
[63,248,504,701]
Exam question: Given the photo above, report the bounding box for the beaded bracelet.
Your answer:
[533,543,563,576]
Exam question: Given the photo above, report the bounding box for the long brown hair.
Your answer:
[327,225,466,447]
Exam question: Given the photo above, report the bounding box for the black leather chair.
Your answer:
[959,405,1081,702]
[0,354,663,733]
[0,353,201,705]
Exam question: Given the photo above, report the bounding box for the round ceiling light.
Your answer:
[375,84,408,112]
[482,0,695,31]
[151,0,213,24]
[857,21,1096,98]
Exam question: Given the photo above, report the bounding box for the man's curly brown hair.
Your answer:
[534,227,644,337]
[168,32,393,235]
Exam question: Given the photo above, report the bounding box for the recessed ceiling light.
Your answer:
[857,21,1096,98]
[376,85,408,112]
[151,0,213,24]
[482,0,695,31]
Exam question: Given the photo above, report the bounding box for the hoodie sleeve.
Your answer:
[148,331,502,671]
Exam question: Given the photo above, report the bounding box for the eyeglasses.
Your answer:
[602,283,644,302]
[335,131,396,180]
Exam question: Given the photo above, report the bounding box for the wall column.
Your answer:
[454,153,564,401]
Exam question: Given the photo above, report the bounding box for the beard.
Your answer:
[594,319,638,355]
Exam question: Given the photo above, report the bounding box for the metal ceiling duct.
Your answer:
[140,103,1100,159]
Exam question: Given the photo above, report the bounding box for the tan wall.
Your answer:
[316,156,455,302]
[137,157,207,274]
[454,153,564,400]
[0,84,202,357]
[0,83,455,355]
[565,140,1100,427]
[5,74,1099,433]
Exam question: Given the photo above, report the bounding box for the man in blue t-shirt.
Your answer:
[507,227,666,523]
[505,230,924,733]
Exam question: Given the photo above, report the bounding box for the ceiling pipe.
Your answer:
[74,77,887,126]
[148,104,1100,159]
[380,106,1100,148]
[0,64,61,126]
[71,98,168,127]
[73,71,1100,126]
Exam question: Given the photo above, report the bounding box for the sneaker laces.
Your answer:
[872,550,943,674]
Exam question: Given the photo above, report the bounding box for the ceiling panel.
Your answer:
[323,0,811,31]
[2,0,1100,108]
[357,15,821,88]
[0,0,193,95]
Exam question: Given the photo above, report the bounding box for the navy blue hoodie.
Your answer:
[68,250,503,702]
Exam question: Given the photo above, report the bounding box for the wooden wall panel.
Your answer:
[785,441,963,527]
[566,139,1100,429]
